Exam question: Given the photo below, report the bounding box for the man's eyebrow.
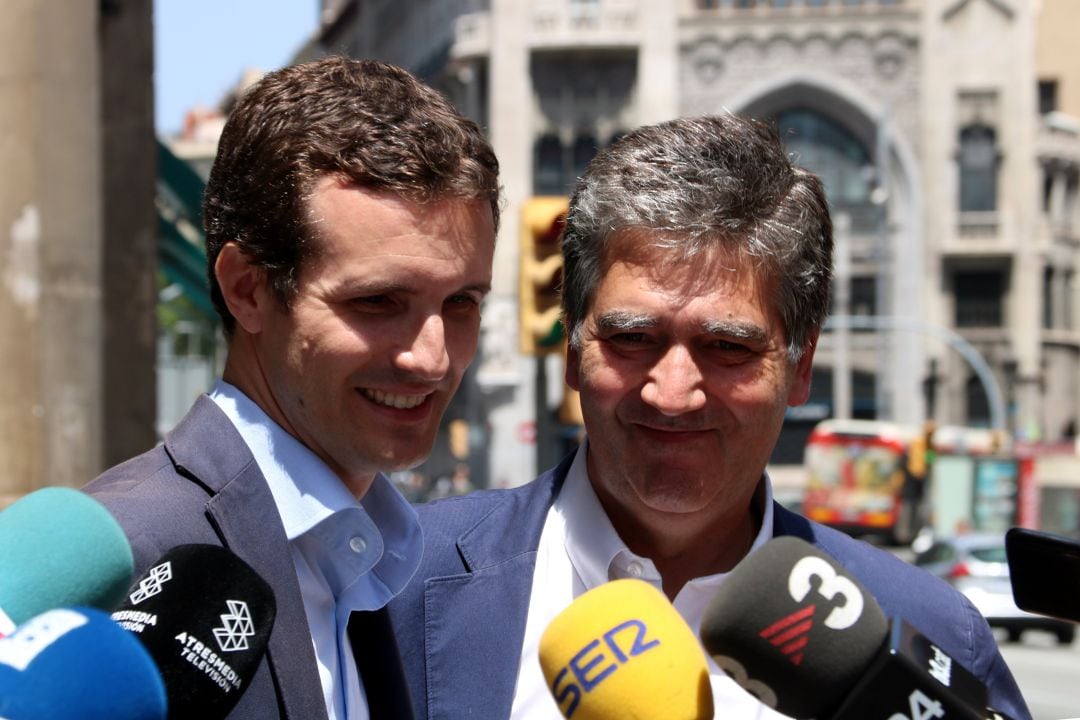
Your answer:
[461,282,492,296]
[596,311,656,332]
[702,319,768,343]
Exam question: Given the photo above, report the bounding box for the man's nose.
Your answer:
[639,344,706,416]
[396,314,450,381]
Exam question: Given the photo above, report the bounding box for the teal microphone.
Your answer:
[0,487,134,634]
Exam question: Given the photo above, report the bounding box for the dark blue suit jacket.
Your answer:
[83,395,414,720]
[387,452,1031,720]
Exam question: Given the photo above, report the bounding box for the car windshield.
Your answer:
[968,545,1007,563]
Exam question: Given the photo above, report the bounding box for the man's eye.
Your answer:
[354,295,390,308]
[446,293,480,307]
[707,339,756,358]
[609,332,649,345]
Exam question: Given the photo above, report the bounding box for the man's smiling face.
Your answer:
[567,233,815,535]
[249,178,495,485]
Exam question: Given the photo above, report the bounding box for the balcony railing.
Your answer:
[957,211,1000,240]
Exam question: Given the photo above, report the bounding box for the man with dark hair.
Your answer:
[85,56,500,719]
[388,114,1030,719]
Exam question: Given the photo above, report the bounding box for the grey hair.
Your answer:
[560,113,833,362]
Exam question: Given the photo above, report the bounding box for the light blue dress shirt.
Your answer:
[210,380,423,720]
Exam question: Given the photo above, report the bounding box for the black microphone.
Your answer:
[111,544,276,719]
[1005,527,1080,624]
[700,537,1012,720]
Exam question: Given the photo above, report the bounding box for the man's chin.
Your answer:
[376,446,436,474]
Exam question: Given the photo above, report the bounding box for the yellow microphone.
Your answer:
[538,578,714,719]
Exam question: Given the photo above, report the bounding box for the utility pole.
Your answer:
[832,212,853,420]
[873,106,893,421]
[0,1,155,503]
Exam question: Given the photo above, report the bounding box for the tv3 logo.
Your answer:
[711,556,866,709]
[550,618,659,718]
[787,555,864,630]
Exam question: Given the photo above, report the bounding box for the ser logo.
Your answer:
[549,618,659,718]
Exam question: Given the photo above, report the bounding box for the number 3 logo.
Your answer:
[788,556,864,629]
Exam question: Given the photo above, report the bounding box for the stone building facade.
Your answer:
[311,0,1080,487]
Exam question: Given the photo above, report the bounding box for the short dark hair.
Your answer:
[561,113,832,361]
[203,56,501,333]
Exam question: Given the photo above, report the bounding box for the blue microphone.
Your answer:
[0,487,134,634]
[0,606,167,719]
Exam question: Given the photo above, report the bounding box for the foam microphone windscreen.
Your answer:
[538,578,713,720]
[699,537,888,718]
[0,487,134,633]
[111,544,275,719]
[0,606,167,719]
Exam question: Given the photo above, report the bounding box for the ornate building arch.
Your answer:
[728,74,928,427]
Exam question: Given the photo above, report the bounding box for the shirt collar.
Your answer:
[208,380,422,601]
[556,439,776,591]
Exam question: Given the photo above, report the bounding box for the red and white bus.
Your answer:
[802,419,928,545]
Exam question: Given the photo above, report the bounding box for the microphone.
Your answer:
[1005,527,1080,624]
[538,578,713,720]
[0,487,134,634]
[700,537,1008,720]
[111,544,275,719]
[0,606,167,719]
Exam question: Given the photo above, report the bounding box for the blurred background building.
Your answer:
[1,0,1077,506]
[0,0,156,504]
[299,0,1080,489]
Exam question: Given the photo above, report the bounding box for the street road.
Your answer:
[999,630,1080,720]
[884,544,1079,719]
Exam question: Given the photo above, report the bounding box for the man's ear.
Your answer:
[787,330,819,407]
[214,243,268,335]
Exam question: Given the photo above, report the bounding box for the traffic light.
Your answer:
[519,196,569,356]
[906,421,936,479]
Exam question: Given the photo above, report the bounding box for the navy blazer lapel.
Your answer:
[419,458,569,720]
[166,397,329,720]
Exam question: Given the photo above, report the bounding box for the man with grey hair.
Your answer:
[388,114,1030,719]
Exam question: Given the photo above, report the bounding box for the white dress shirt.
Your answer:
[508,439,795,720]
[210,381,422,720]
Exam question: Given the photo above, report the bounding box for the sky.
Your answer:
[154,1,318,136]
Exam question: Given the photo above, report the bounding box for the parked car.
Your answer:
[913,533,1076,645]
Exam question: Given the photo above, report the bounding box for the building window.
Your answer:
[1066,271,1076,331]
[851,276,876,316]
[954,269,1005,327]
[1039,80,1059,115]
[829,276,876,318]
[958,125,999,213]
[534,134,564,196]
[1067,171,1079,228]
[1044,266,1054,330]
[572,135,598,185]
[965,374,991,428]
[775,109,878,233]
